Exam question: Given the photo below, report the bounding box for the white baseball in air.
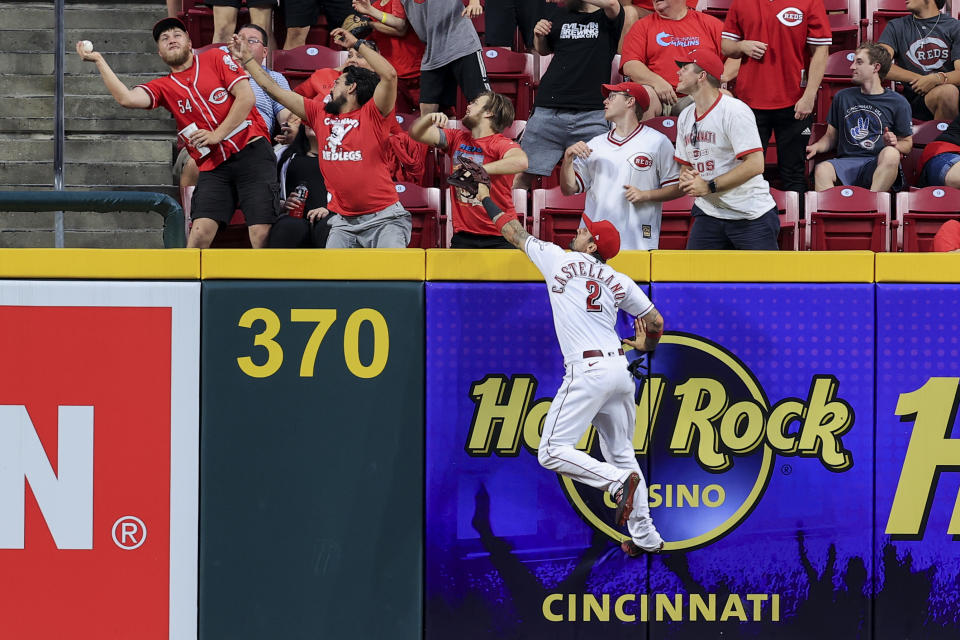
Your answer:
[81,40,94,53]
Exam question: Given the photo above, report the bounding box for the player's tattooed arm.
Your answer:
[477,183,529,250]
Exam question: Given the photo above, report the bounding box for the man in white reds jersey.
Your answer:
[77,17,278,249]
[560,81,681,250]
[673,49,780,250]
[465,172,666,557]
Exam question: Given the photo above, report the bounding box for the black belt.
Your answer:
[583,349,624,359]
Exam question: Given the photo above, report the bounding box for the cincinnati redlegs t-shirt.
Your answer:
[444,128,519,235]
[294,66,340,100]
[370,0,424,79]
[621,10,725,90]
[722,0,832,109]
[137,48,269,171]
[303,97,399,216]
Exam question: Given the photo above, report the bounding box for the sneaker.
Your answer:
[613,472,640,527]
[621,540,664,558]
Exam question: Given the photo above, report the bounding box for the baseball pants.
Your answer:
[538,354,661,548]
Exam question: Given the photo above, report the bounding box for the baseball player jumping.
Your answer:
[447,160,665,557]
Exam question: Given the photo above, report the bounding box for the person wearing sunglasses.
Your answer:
[673,49,780,250]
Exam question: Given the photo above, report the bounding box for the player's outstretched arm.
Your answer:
[76,42,150,109]
[622,309,664,352]
[477,183,529,250]
[230,35,307,119]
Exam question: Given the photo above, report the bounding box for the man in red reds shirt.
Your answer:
[76,17,278,249]
[230,27,413,248]
[350,0,426,113]
[722,0,831,195]
[621,0,738,119]
[409,91,529,248]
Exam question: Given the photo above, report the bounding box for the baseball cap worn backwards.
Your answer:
[583,214,621,261]
[675,49,723,81]
[153,17,187,41]
[601,82,651,111]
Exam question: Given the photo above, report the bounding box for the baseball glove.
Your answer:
[446,157,491,199]
[626,352,648,380]
[340,13,374,39]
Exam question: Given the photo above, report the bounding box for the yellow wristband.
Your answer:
[381,11,387,23]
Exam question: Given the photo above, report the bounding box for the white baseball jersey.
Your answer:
[524,236,654,364]
[573,124,680,250]
[674,93,776,220]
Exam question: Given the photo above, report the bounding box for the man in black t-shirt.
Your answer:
[513,0,624,189]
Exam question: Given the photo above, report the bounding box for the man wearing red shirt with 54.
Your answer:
[409,91,529,248]
[231,27,413,248]
[722,0,832,195]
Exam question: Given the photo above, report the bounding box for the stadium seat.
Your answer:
[805,186,892,251]
[443,189,528,247]
[864,0,910,41]
[815,50,856,124]
[660,195,696,249]
[698,0,733,22]
[611,54,624,84]
[458,48,535,119]
[644,115,679,144]
[393,112,420,132]
[179,184,251,247]
[823,0,860,53]
[179,0,228,47]
[396,182,441,248]
[895,186,960,251]
[272,45,345,91]
[900,120,949,187]
[771,188,802,250]
[532,188,585,247]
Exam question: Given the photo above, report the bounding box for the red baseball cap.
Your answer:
[601,82,651,112]
[583,214,621,261]
[675,49,724,81]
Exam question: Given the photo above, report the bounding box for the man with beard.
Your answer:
[230,27,413,248]
[409,91,528,248]
[77,17,277,249]
[513,0,625,190]
[879,0,960,121]
[294,39,378,101]
[805,43,913,192]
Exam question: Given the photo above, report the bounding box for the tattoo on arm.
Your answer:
[500,218,529,250]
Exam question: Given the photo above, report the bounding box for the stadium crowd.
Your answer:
[80,0,960,250]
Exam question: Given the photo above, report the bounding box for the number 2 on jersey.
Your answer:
[585,280,602,312]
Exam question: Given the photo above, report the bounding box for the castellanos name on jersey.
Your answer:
[560,23,600,39]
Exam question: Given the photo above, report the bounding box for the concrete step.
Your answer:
[0,230,165,249]
[1,115,175,135]
[0,3,164,31]
[0,184,179,199]
[5,51,168,75]
[2,28,162,55]
[0,210,162,231]
[0,136,174,163]
[1,73,161,97]
[1,161,173,187]
[0,95,178,121]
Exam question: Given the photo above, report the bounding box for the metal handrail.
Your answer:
[0,191,187,248]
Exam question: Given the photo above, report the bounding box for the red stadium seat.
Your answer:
[396,182,441,248]
[645,115,679,144]
[611,54,624,84]
[805,186,892,251]
[864,0,910,41]
[771,188,802,250]
[895,186,960,251]
[698,0,733,22]
[179,0,229,48]
[393,112,420,132]
[458,48,535,120]
[443,189,528,247]
[815,50,856,124]
[660,195,696,249]
[911,119,951,147]
[823,0,860,53]
[532,188,585,246]
[272,45,345,90]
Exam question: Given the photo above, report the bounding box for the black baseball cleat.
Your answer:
[621,540,664,558]
[613,472,640,527]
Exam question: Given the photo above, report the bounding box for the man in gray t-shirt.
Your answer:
[878,0,960,120]
[806,43,914,192]
[368,0,491,115]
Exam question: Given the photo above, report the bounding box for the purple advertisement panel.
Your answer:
[875,284,960,640]
[427,281,876,639]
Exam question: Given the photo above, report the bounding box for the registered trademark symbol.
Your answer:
[112,516,147,550]
[781,464,793,475]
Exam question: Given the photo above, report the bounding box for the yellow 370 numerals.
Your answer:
[236,307,389,379]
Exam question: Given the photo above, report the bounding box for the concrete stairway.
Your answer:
[0,1,178,248]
